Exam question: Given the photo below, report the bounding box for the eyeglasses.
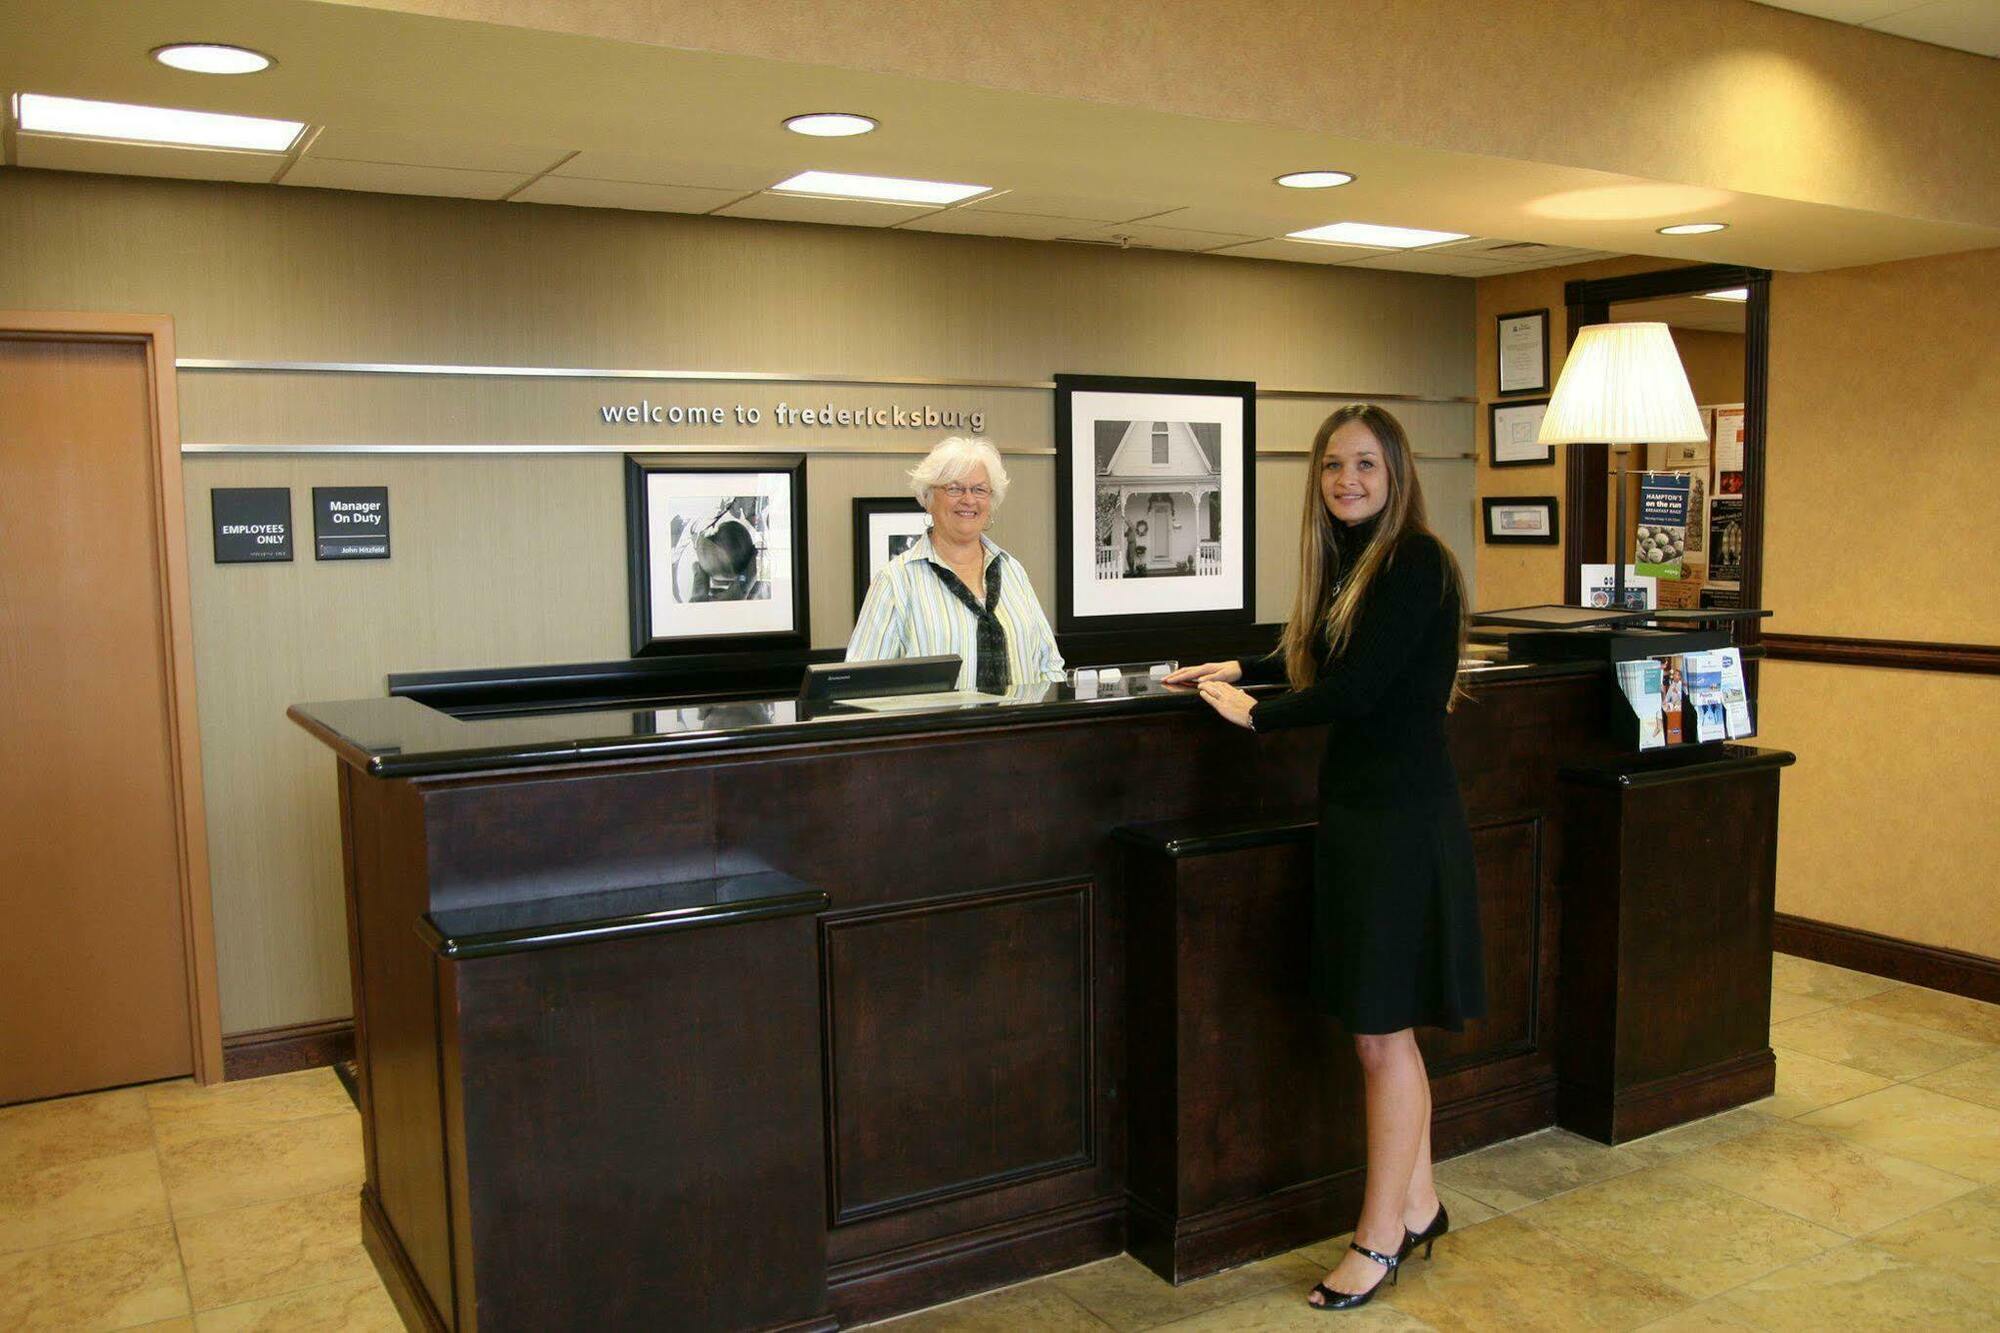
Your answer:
[940,483,993,501]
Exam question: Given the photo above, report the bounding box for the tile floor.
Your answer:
[3,955,1995,1331]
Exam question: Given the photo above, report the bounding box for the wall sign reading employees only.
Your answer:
[598,398,985,432]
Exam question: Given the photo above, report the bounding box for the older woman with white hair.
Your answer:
[848,437,1065,692]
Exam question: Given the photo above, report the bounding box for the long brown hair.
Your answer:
[1278,404,1470,704]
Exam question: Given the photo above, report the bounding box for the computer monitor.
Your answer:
[799,655,962,707]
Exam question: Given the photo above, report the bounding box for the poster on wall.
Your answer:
[1712,405,1746,495]
[1707,495,1745,584]
[1634,472,1692,578]
[1053,374,1255,634]
[624,453,809,656]
[851,496,930,619]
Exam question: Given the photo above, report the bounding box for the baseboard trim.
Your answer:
[1775,914,2000,1005]
[361,1185,448,1333]
[221,1017,355,1081]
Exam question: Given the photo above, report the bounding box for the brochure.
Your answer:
[1715,647,1754,739]
[1580,563,1657,611]
[1614,658,1665,749]
[1659,654,1686,745]
[1685,652,1727,742]
[1708,496,1745,584]
[1635,472,1692,579]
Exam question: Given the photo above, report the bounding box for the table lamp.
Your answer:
[1535,321,1708,610]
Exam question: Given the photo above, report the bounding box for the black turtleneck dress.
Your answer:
[1238,517,1486,1034]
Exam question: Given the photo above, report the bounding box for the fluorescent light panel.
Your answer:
[771,170,989,206]
[1286,221,1469,249]
[153,44,272,75]
[17,93,302,151]
[1696,288,1749,302]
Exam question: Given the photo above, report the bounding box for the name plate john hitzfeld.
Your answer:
[313,486,390,561]
[211,487,293,563]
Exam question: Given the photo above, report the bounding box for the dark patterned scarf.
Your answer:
[927,557,1012,693]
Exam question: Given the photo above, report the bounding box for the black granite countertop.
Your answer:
[289,656,1600,780]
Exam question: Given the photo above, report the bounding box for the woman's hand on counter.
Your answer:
[1195,679,1257,730]
[1163,660,1242,686]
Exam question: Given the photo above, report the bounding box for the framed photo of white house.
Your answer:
[851,495,929,620]
[1054,373,1255,635]
[624,453,810,656]
[1488,398,1552,467]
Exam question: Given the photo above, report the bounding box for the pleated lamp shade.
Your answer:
[1536,322,1707,445]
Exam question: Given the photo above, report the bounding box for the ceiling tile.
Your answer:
[714,192,933,226]
[1865,1,2000,57]
[899,210,1090,239]
[1057,220,1260,252]
[512,176,749,213]
[555,150,774,191]
[306,128,569,174]
[1116,205,1294,236]
[282,157,525,200]
[1343,249,1518,275]
[1207,238,1399,265]
[964,190,1174,223]
[15,133,283,184]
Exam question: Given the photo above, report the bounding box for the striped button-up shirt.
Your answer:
[847,533,1066,688]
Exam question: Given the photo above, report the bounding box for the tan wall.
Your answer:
[1673,329,1745,408]
[355,0,2000,231]
[1758,246,2000,958]
[0,169,1476,1033]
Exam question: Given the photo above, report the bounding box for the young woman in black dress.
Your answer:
[1165,403,1484,1312]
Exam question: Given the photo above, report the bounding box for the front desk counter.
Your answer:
[291,657,1789,1332]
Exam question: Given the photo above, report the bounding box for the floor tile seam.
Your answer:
[1674,1125,1986,1236]
[1482,1205,1700,1304]
[150,1104,363,1157]
[1774,1003,1998,1058]
[188,1271,382,1322]
[1902,1047,2000,1087]
[1784,1111,1992,1190]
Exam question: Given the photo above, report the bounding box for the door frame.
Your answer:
[2,310,225,1085]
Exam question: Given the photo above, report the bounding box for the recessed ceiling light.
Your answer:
[16,93,303,151]
[152,43,272,75]
[772,170,989,206]
[1695,288,1749,302]
[1285,221,1469,249]
[783,112,877,138]
[1275,170,1354,189]
[1659,222,1728,235]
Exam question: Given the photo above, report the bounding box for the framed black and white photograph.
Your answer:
[625,453,809,656]
[1488,398,1552,467]
[1482,495,1560,545]
[1054,373,1255,635]
[1496,308,1549,395]
[852,495,930,618]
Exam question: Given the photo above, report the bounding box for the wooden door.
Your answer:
[0,316,221,1102]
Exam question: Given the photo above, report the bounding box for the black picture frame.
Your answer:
[1488,397,1553,468]
[1482,495,1560,545]
[1495,308,1550,395]
[625,453,810,657]
[1054,372,1256,636]
[851,495,929,619]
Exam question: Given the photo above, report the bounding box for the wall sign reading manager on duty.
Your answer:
[598,398,985,432]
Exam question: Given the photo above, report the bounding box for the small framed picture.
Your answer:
[1482,496,1560,545]
[1054,372,1256,635]
[1488,398,1552,467]
[625,453,810,656]
[852,496,930,618]
[1496,308,1549,395]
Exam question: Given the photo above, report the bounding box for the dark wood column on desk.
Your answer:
[290,660,1784,1330]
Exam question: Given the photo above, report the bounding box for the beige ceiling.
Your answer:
[2,0,1996,275]
[1750,1,2000,58]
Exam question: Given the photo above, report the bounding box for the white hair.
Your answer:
[908,437,1009,508]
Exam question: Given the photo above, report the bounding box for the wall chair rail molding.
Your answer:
[1773,915,2000,1005]
[1762,633,2000,677]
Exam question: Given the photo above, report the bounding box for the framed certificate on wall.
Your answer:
[1496,308,1549,395]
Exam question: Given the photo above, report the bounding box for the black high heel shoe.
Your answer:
[1306,1241,1399,1311]
[1398,1201,1450,1263]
